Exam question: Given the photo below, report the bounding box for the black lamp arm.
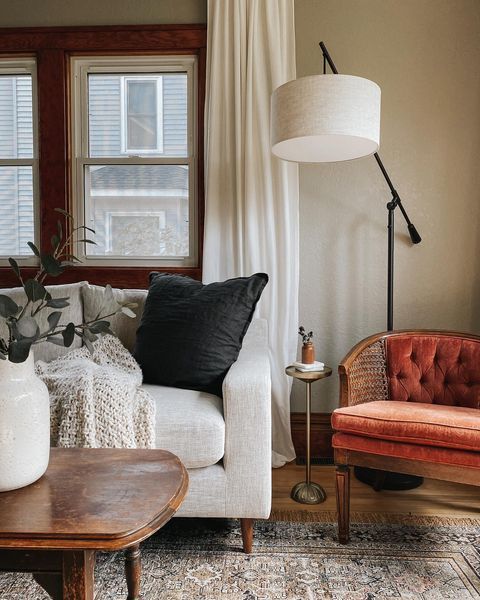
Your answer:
[320,41,338,74]
[373,153,422,244]
[319,41,421,245]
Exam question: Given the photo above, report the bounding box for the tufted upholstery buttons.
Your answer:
[386,335,480,409]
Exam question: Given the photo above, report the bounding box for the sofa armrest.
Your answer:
[222,318,272,518]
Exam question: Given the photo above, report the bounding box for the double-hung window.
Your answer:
[71,56,197,266]
[0,58,37,260]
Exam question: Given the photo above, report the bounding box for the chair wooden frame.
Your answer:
[334,329,480,544]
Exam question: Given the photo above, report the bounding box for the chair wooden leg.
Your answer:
[240,518,253,554]
[335,465,350,544]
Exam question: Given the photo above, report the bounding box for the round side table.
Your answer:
[286,365,332,504]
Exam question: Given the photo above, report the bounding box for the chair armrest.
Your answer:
[338,332,389,408]
[222,318,272,518]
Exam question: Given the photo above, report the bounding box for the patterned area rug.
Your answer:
[1,518,479,599]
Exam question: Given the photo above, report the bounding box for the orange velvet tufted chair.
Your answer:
[331,330,480,544]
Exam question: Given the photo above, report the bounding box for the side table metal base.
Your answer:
[285,365,332,507]
[290,481,326,505]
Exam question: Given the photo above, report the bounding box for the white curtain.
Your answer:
[203,0,299,467]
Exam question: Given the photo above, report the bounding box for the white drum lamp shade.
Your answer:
[271,74,381,163]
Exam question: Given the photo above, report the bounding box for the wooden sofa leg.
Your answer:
[240,518,253,554]
[335,465,350,544]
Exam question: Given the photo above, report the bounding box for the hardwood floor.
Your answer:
[272,462,480,518]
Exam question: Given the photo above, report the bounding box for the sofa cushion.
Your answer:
[0,282,86,363]
[332,432,480,469]
[332,401,480,452]
[134,272,268,397]
[82,284,146,353]
[142,383,225,469]
[386,335,480,408]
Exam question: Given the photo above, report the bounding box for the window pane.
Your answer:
[126,80,157,150]
[88,73,188,157]
[0,166,34,255]
[0,75,33,159]
[87,75,122,158]
[84,164,189,257]
[127,80,156,115]
[127,114,157,150]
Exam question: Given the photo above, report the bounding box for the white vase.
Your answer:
[0,353,50,492]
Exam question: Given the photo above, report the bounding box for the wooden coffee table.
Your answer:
[0,448,188,600]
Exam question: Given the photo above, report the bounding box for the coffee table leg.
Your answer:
[125,544,141,600]
[62,550,95,600]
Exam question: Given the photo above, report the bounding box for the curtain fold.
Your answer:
[203,0,299,467]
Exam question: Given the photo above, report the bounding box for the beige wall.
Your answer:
[292,0,480,412]
[0,0,206,26]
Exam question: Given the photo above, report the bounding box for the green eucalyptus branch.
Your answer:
[0,209,137,363]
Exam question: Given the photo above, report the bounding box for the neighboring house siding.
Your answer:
[16,77,33,158]
[0,75,34,256]
[89,76,122,157]
[0,78,15,157]
[0,169,18,255]
[88,74,187,157]
[16,77,34,252]
[0,77,17,254]
[163,74,188,157]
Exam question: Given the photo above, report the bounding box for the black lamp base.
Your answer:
[354,467,423,491]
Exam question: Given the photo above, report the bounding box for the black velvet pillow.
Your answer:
[134,272,268,397]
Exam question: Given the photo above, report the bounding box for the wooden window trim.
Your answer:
[0,24,206,289]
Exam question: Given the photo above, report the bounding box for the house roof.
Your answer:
[90,164,188,191]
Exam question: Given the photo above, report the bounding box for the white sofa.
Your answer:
[0,281,272,552]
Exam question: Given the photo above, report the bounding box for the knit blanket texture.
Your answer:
[35,335,156,449]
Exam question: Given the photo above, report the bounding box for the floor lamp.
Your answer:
[271,42,422,490]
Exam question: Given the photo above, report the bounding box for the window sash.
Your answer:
[121,76,164,154]
[71,55,197,267]
[0,58,39,263]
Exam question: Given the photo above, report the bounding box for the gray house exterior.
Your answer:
[86,73,189,258]
[0,75,34,256]
[0,72,189,258]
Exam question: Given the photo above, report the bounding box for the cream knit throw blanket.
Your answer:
[35,335,156,449]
